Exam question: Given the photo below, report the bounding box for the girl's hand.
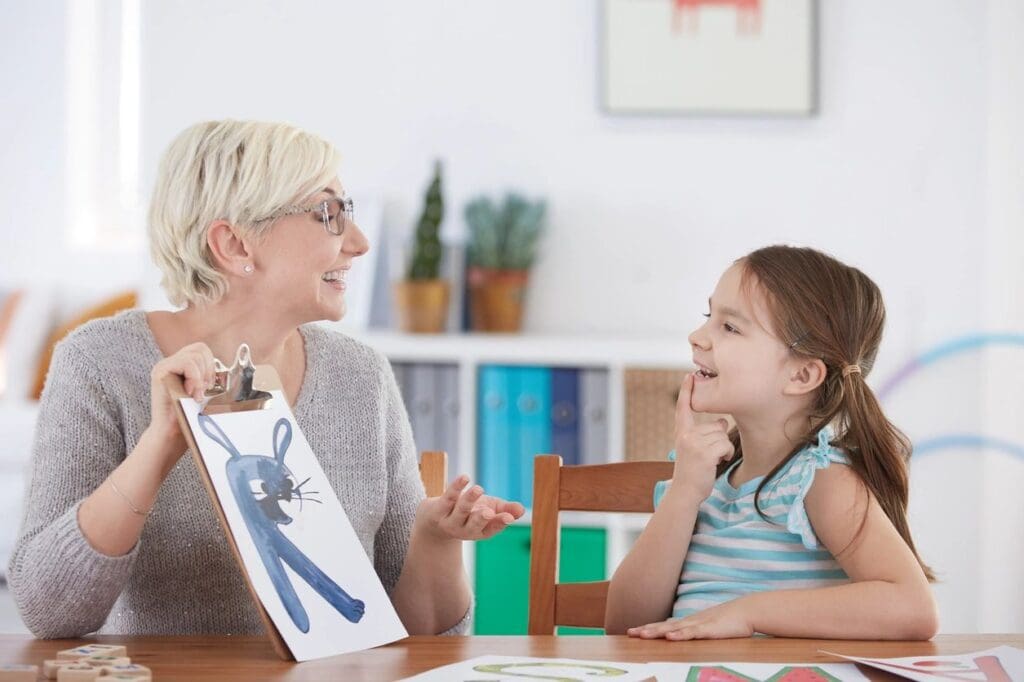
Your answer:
[148,341,218,463]
[416,475,526,542]
[670,373,735,501]
[626,598,755,640]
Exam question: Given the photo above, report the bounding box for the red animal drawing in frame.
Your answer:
[673,0,762,35]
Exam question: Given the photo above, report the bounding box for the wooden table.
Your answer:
[0,634,1019,681]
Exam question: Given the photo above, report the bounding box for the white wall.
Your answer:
[981,0,1024,633]
[2,0,1020,632]
[0,1,150,313]
[139,1,987,341]
[1,1,67,277]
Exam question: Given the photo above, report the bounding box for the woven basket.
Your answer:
[624,368,687,462]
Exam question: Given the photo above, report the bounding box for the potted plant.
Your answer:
[464,193,546,332]
[394,161,449,333]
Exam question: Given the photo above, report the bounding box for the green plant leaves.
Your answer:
[408,160,445,280]
[465,193,546,271]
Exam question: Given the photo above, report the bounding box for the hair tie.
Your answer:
[842,364,862,378]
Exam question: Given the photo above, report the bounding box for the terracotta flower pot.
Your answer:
[468,267,529,333]
[393,280,450,334]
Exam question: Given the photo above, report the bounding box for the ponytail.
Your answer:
[836,371,935,581]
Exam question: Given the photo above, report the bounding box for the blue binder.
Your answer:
[550,368,580,466]
[512,367,551,508]
[477,366,512,501]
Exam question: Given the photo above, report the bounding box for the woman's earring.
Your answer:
[243,264,254,274]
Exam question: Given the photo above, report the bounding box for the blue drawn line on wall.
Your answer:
[915,434,1024,461]
[875,333,1024,463]
[878,333,1024,400]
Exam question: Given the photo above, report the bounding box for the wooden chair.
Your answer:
[418,450,449,497]
[527,455,674,635]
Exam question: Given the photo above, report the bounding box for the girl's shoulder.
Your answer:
[767,428,852,549]
[777,428,851,481]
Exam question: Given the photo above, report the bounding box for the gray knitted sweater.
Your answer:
[7,310,469,637]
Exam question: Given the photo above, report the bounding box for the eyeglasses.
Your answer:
[255,196,353,236]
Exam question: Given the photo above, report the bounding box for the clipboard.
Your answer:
[162,344,293,661]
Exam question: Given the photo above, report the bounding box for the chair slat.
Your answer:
[560,461,674,512]
[418,451,448,498]
[554,581,610,629]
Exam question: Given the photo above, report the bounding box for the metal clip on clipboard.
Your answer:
[200,343,275,415]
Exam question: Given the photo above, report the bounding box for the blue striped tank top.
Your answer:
[654,428,851,618]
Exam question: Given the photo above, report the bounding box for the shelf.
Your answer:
[333,327,692,368]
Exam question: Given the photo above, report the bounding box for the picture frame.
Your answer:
[602,0,818,116]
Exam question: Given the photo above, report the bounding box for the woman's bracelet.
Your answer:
[110,479,153,517]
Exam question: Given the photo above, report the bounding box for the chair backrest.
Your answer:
[527,455,674,634]
[418,450,448,498]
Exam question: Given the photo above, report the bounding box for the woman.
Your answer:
[8,120,523,637]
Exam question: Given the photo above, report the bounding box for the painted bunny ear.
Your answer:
[198,414,242,459]
[273,417,292,463]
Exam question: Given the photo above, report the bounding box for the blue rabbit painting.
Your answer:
[198,414,366,632]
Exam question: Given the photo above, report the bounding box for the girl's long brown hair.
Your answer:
[723,245,934,581]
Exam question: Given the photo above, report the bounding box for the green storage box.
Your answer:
[474,525,606,635]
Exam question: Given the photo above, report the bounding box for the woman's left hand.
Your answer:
[626,598,755,640]
[416,475,526,542]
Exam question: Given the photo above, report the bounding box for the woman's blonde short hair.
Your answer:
[148,120,341,307]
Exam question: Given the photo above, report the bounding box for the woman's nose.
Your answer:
[343,220,370,257]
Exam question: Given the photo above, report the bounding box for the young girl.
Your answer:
[605,245,938,641]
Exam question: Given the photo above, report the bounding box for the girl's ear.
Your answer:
[784,357,828,397]
[207,220,255,277]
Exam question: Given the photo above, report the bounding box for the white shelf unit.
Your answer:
[336,328,692,584]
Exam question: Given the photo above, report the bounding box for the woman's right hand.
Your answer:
[146,342,218,465]
[669,373,735,503]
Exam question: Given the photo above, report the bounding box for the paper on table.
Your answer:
[397,655,658,681]
[820,645,1024,682]
[647,661,868,681]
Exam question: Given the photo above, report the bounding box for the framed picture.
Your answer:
[602,0,817,115]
